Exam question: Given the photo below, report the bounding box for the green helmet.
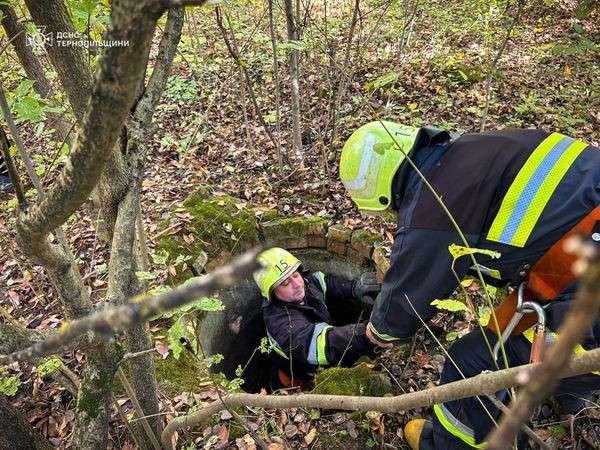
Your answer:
[253,247,301,300]
[340,121,420,212]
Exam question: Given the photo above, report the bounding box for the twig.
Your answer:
[161,346,600,449]
[112,393,143,449]
[0,126,26,205]
[0,247,262,365]
[121,348,157,362]
[42,119,77,184]
[480,0,525,132]
[215,7,280,150]
[117,368,161,450]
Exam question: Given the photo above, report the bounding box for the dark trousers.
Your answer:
[431,329,600,449]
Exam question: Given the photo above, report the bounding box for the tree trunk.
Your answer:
[0,394,53,450]
[13,0,166,447]
[23,0,93,124]
[0,3,71,140]
[283,0,303,167]
[268,0,284,171]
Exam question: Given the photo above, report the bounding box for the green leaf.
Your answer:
[0,374,21,396]
[37,358,62,377]
[150,249,169,265]
[446,331,460,342]
[431,299,469,313]
[167,317,187,360]
[277,40,305,52]
[14,79,35,97]
[135,271,158,281]
[14,96,44,122]
[364,72,400,92]
[448,244,500,260]
[575,0,598,19]
[235,364,244,377]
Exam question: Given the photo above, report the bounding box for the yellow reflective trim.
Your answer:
[487,133,564,243]
[368,322,400,342]
[510,139,587,246]
[522,327,600,375]
[433,404,485,448]
[315,271,327,302]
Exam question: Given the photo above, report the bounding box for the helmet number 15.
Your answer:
[274,259,290,274]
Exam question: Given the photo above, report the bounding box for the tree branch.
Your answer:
[162,346,600,449]
[0,247,262,365]
[134,7,185,125]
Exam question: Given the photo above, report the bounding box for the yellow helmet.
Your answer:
[253,247,301,299]
[340,121,420,212]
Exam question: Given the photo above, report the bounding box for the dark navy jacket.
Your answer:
[372,128,600,346]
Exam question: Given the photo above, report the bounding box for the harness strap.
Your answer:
[488,205,600,335]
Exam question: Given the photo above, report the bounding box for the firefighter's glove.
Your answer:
[352,272,380,303]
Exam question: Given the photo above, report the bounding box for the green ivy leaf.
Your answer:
[431,299,470,313]
[150,249,169,265]
[0,374,21,397]
[37,358,62,378]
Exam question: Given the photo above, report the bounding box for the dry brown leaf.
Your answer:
[304,427,317,445]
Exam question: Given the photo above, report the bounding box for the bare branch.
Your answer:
[134,7,185,125]
[162,346,600,449]
[0,247,262,365]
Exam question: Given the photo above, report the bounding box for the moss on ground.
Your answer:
[311,362,393,396]
[154,351,211,397]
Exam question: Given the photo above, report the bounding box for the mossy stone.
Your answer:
[156,189,260,284]
[351,229,382,246]
[311,362,393,396]
[262,216,328,242]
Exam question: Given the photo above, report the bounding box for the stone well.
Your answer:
[158,187,392,392]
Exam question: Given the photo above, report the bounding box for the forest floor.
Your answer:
[1,0,599,448]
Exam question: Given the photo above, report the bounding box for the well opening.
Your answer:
[196,248,375,392]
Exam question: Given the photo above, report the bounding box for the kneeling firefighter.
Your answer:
[339,121,600,449]
[253,247,380,390]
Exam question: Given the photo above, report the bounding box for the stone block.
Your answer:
[346,247,366,266]
[350,229,381,259]
[278,237,308,249]
[192,250,208,275]
[372,246,390,267]
[262,216,328,246]
[326,224,352,243]
[307,236,327,248]
[327,241,347,256]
